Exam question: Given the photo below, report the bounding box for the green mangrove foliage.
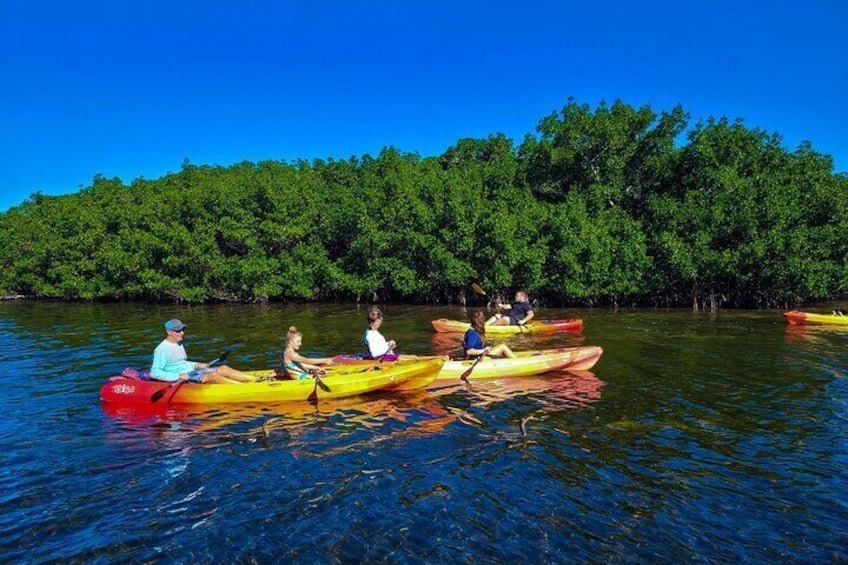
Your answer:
[1,100,845,308]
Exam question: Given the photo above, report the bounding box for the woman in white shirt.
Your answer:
[364,308,399,361]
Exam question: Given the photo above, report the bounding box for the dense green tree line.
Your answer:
[1,100,846,309]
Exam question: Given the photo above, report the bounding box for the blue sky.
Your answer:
[1,0,846,212]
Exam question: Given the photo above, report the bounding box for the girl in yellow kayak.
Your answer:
[464,310,516,359]
[281,326,335,380]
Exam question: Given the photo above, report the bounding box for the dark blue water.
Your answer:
[1,302,846,563]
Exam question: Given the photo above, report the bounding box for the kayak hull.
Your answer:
[431,318,583,334]
[101,358,443,404]
[782,310,848,326]
[437,346,602,380]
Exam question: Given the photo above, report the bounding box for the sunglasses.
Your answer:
[172,328,186,333]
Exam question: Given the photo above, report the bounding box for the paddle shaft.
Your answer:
[460,349,488,382]
[377,345,396,362]
[309,369,332,392]
[164,380,187,405]
[151,379,182,403]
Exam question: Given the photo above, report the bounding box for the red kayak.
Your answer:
[782,310,848,326]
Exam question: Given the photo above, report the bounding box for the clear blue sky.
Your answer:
[1,0,846,212]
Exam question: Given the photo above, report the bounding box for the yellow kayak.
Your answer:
[333,347,602,381]
[101,358,444,404]
[431,318,583,334]
[782,310,848,326]
[436,346,602,381]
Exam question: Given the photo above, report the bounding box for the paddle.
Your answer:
[305,369,332,404]
[207,350,229,368]
[278,355,332,392]
[309,369,332,392]
[161,380,187,405]
[376,342,396,362]
[471,283,488,297]
[151,379,184,403]
[472,282,500,308]
[460,347,489,382]
[150,350,230,403]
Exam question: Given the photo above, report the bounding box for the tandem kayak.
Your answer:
[431,318,583,334]
[782,310,848,326]
[100,358,444,405]
[333,346,603,381]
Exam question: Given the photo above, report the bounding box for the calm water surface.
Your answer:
[0,302,846,564]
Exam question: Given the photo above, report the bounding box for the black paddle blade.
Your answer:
[150,385,171,403]
[315,376,331,392]
[208,350,230,368]
[310,370,332,392]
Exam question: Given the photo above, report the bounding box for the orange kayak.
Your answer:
[431,318,583,334]
[332,346,602,380]
[782,310,848,326]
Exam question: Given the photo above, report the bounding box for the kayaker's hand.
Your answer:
[197,362,209,369]
[178,373,190,381]
[388,340,397,350]
[325,358,336,366]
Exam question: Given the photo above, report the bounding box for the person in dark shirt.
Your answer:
[464,310,515,358]
[486,290,535,327]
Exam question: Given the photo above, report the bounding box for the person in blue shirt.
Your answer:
[150,319,258,384]
[464,310,516,359]
[486,290,535,327]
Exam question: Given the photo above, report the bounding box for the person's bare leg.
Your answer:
[486,314,511,326]
[200,373,242,384]
[215,365,258,382]
[489,343,516,358]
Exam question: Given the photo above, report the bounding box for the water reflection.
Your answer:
[784,323,848,346]
[463,370,603,410]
